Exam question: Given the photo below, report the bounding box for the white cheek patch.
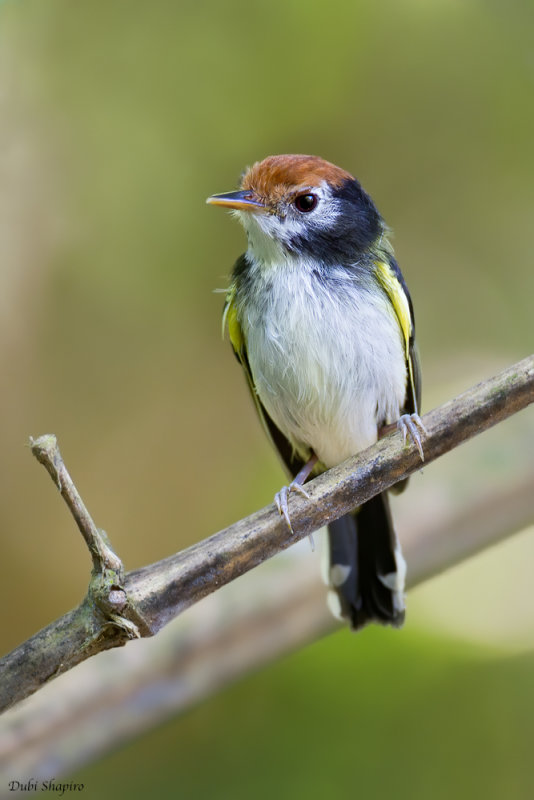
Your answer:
[251,211,310,250]
[237,181,340,258]
[277,182,341,239]
[305,183,341,230]
[273,215,307,240]
[239,213,287,265]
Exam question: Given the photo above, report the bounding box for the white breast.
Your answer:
[238,257,407,469]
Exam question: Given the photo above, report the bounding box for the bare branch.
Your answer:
[30,435,123,574]
[0,355,532,714]
[126,354,534,630]
[2,472,533,781]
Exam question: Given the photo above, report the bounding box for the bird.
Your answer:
[207,154,424,630]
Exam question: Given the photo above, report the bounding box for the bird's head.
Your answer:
[207,154,385,265]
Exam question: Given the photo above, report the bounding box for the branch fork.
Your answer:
[0,355,532,713]
[29,435,149,641]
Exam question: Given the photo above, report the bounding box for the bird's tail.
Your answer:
[324,492,406,630]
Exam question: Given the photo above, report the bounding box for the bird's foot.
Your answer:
[397,413,427,461]
[274,481,310,533]
[274,453,318,542]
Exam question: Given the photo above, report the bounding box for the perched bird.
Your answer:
[207,154,424,630]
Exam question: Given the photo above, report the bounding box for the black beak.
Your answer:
[206,190,267,213]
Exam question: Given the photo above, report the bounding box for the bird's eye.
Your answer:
[294,193,318,213]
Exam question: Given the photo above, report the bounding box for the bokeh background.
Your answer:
[1,0,533,797]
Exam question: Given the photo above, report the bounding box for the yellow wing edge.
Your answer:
[222,286,243,353]
[374,260,419,414]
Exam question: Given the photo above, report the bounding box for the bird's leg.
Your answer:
[275,453,318,534]
[379,414,427,461]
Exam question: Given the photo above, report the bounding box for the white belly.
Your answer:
[239,264,407,468]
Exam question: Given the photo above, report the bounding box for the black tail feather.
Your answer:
[326,492,406,631]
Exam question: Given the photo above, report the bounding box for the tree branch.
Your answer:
[1,355,533,713]
[30,434,123,575]
[2,472,533,780]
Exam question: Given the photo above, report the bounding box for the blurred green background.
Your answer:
[1,0,533,797]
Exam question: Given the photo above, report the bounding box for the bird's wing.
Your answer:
[374,258,422,495]
[374,259,421,416]
[223,285,305,480]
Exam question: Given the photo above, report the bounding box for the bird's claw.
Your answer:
[274,481,310,532]
[397,413,427,461]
